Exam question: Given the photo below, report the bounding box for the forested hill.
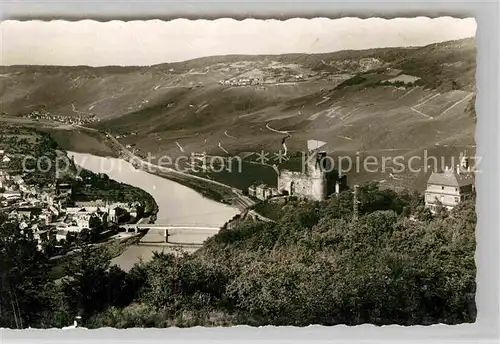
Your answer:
[0,182,476,328]
[188,185,476,326]
[26,183,473,328]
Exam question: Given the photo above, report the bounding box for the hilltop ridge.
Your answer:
[0,38,476,191]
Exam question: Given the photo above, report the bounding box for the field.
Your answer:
[0,38,476,192]
[387,74,421,84]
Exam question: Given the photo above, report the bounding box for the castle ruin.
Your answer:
[277,140,333,201]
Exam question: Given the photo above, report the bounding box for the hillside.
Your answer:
[87,188,476,327]
[0,181,476,328]
[0,38,476,190]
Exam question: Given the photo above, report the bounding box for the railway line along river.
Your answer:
[68,152,240,271]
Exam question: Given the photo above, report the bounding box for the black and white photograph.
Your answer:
[0,17,479,329]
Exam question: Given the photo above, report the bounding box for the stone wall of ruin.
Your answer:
[278,170,326,201]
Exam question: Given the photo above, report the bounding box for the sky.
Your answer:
[0,17,476,66]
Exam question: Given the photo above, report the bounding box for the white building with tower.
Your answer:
[424,153,474,212]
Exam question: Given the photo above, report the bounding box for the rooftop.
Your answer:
[427,169,474,187]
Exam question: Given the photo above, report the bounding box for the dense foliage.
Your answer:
[335,74,367,89]
[0,182,476,328]
[0,214,55,328]
[69,168,157,217]
[0,218,141,328]
[0,127,65,185]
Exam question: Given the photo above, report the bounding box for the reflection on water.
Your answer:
[68,152,240,270]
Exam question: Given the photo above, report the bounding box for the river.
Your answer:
[68,152,240,271]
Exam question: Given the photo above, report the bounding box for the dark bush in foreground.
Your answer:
[1,183,476,328]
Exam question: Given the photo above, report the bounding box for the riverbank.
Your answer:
[70,152,240,224]
[145,167,246,210]
[46,125,251,211]
[69,152,241,270]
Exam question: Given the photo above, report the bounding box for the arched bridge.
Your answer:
[122,223,222,246]
[122,223,221,231]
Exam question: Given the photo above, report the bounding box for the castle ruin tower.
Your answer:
[307,140,327,201]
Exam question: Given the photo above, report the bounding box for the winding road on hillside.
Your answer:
[266,121,292,157]
[218,142,230,154]
[175,142,185,153]
[265,122,292,135]
[224,130,237,139]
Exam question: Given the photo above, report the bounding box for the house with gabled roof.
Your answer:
[424,154,474,213]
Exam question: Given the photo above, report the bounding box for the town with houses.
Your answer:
[23,109,99,126]
[0,156,141,251]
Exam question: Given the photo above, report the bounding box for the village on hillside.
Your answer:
[0,134,153,255]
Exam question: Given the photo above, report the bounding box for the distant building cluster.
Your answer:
[219,77,264,87]
[25,110,99,125]
[54,200,139,241]
[219,74,305,87]
[112,132,138,140]
[424,153,475,213]
[248,184,280,201]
